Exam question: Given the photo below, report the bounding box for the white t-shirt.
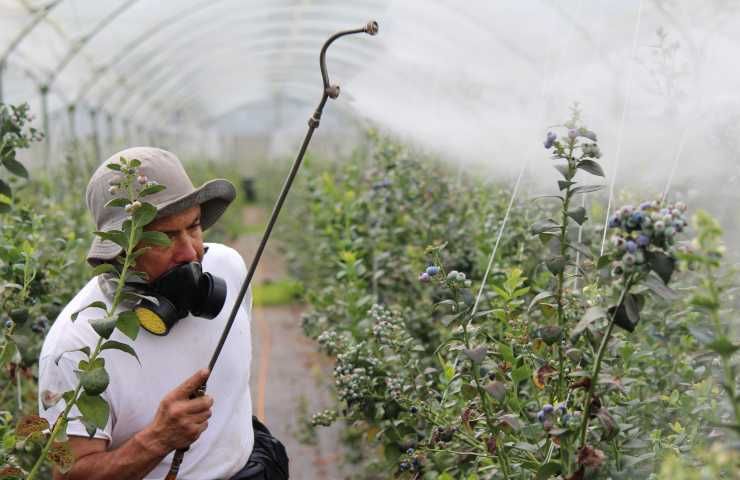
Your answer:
[38,243,253,480]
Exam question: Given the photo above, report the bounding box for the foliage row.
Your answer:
[285,121,739,479]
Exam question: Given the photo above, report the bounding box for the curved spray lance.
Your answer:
[164,20,379,480]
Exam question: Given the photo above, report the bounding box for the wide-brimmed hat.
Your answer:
[85,147,236,265]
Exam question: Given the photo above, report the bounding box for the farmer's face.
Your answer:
[134,205,204,282]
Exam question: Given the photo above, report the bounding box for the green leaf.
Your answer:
[94,230,128,249]
[0,200,11,213]
[0,178,11,198]
[104,198,129,209]
[499,414,522,431]
[462,347,487,364]
[133,203,157,226]
[139,184,166,196]
[511,365,531,384]
[536,462,562,480]
[89,316,117,339]
[572,307,606,339]
[54,346,90,365]
[527,290,554,312]
[610,293,640,333]
[76,392,110,431]
[0,341,18,367]
[708,336,739,357]
[139,231,171,247]
[106,163,121,171]
[566,206,587,225]
[596,408,619,441]
[545,256,566,275]
[80,367,109,395]
[557,180,575,191]
[530,219,560,235]
[537,325,562,345]
[577,159,605,177]
[71,301,108,322]
[597,254,611,269]
[91,263,117,276]
[571,184,604,195]
[499,344,514,363]
[642,272,680,300]
[567,241,592,259]
[2,156,29,178]
[101,340,140,364]
[116,311,140,341]
[647,251,675,284]
[484,381,507,402]
[554,164,572,180]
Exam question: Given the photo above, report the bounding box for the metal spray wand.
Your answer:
[165,20,379,480]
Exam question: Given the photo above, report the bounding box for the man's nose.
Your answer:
[171,233,198,263]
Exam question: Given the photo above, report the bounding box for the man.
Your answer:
[38,147,287,479]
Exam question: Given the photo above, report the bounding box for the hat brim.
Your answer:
[86,178,236,265]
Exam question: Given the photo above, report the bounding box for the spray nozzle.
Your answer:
[365,21,379,35]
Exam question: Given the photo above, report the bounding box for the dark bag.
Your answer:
[229,416,289,480]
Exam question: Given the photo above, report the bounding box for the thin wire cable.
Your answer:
[470,7,561,317]
[572,0,609,290]
[599,0,644,256]
[661,21,718,202]
[660,124,690,203]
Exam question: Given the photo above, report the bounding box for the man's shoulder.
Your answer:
[203,243,246,276]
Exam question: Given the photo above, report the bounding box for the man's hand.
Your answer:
[57,369,214,480]
[137,368,213,455]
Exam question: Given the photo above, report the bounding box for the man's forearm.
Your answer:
[57,428,169,480]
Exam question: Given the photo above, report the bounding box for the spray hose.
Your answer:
[164,20,379,480]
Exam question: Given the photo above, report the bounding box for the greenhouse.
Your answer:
[0,1,739,479]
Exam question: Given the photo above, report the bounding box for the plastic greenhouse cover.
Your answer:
[0,0,739,195]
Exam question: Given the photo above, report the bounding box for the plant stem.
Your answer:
[578,275,634,447]
[555,151,574,400]
[26,383,82,480]
[28,194,139,478]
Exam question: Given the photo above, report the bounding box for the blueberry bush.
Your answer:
[286,122,739,478]
[0,106,171,478]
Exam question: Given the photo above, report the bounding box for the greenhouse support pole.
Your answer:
[90,108,101,163]
[0,59,5,103]
[106,112,115,152]
[164,20,379,480]
[0,0,64,105]
[41,85,50,166]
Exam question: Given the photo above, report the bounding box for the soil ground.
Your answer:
[228,206,347,480]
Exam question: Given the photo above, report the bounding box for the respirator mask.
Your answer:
[133,262,227,336]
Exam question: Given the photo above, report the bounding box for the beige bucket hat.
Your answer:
[85,147,236,265]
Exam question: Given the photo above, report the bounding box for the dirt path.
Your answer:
[229,206,346,480]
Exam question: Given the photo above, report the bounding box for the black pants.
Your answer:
[229,417,289,480]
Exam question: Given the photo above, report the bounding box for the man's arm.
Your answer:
[55,369,213,480]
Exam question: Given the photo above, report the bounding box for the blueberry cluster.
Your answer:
[543,127,599,151]
[370,304,405,347]
[333,344,380,404]
[418,265,473,288]
[418,265,440,283]
[607,200,688,274]
[316,329,346,356]
[536,402,573,430]
[310,409,338,427]
[399,456,422,473]
[385,376,403,402]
